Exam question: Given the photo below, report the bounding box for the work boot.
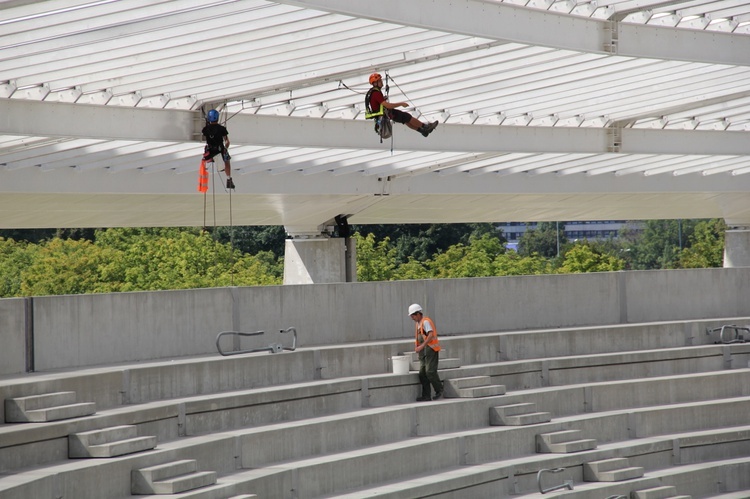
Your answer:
[416,396,431,402]
[226,177,235,189]
[433,391,443,400]
[419,121,439,137]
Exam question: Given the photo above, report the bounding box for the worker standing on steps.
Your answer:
[366,73,438,137]
[409,303,444,401]
[202,109,234,189]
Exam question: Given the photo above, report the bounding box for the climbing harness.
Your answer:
[364,73,393,144]
[198,106,237,285]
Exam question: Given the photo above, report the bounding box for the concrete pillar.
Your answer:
[723,225,750,268]
[283,237,357,284]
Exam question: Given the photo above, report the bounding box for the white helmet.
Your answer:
[408,303,422,316]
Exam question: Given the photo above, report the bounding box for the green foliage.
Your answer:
[0,237,36,297]
[354,232,398,281]
[352,223,504,264]
[679,219,725,268]
[212,225,286,256]
[21,238,118,296]
[628,220,697,269]
[557,243,625,273]
[355,231,550,281]
[395,257,430,280]
[0,228,282,297]
[0,219,729,296]
[492,251,553,276]
[517,222,566,258]
[426,233,504,278]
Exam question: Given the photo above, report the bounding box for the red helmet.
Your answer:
[369,73,382,85]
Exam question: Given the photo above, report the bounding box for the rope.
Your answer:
[229,184,234,286]
[202,183,207,230]
[211,162,217,229]
[338,80,369,95]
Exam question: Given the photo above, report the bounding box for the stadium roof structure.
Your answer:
[1,0,750,233]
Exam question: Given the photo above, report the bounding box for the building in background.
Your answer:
[500,221,643,249]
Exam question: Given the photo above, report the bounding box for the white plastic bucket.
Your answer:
[391,355,410,374]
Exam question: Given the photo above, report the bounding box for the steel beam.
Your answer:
[3,99,750,156]
[280,0,750,66]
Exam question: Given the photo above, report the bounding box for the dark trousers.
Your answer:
[419,347,443,397]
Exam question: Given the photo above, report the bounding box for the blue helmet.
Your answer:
[207,109,220,122]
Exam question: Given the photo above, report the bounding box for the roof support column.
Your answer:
[283,218,357,284]
[723,222,750,268]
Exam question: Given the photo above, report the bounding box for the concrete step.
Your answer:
[22,403,97,422]
[77,436,157,458]
[144,482,254,499]
[444,376,505,398]
[490,403,552,426]
[5,392,96,422]
[446,376,491,390]
[151,471,217,495]
[632,486,681,499]
[132,459,217,495]
[584,457,646,482]
[69,424,156,456]
[584,457,645,481]
[590,465,644,482]
[409,357,462,371]
[456,384,507,398]
[536,429,597,453]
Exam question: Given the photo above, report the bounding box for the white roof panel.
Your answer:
[1,0,750,230]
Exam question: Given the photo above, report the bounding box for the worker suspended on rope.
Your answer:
[365,73,438,139]
[201,109,234,190]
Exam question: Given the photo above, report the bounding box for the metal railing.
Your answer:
[706,324,749,344]
[216,327,297,356]
[537,468,573,493]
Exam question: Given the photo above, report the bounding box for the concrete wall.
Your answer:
[1,267,748,374]
[0,298,26,375]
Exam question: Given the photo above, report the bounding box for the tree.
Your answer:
[557,243,625,273]
[353,223,505,264]
[517,222,566,259]
[492,251,553,276]
[213,225,287,257]
[95,228,281,291]
[393,257,429,280]
[628,219,698,270]
[354,232,397,281]
[426,233,505,278]
[0,229,56,245]
[21,238,118,296]
[679,219,725,268]
[0,237,36,297]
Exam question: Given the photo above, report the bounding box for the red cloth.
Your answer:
[198,160,208,193]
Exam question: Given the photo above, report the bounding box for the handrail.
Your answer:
[537,468,573,494]
[216,327,297,356]
[706,324,749,344]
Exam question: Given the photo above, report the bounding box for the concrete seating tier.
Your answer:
[131,459,217,495]
[583,457,644,482]
[490,402,552,426]
[401,350,462,371]
[444,375,507,398]
[5,391,96,422]
[2,319,750,498]
[3,374,750,497]
[69,424,157,458]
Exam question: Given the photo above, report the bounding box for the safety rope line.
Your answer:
[200,104,236,286]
